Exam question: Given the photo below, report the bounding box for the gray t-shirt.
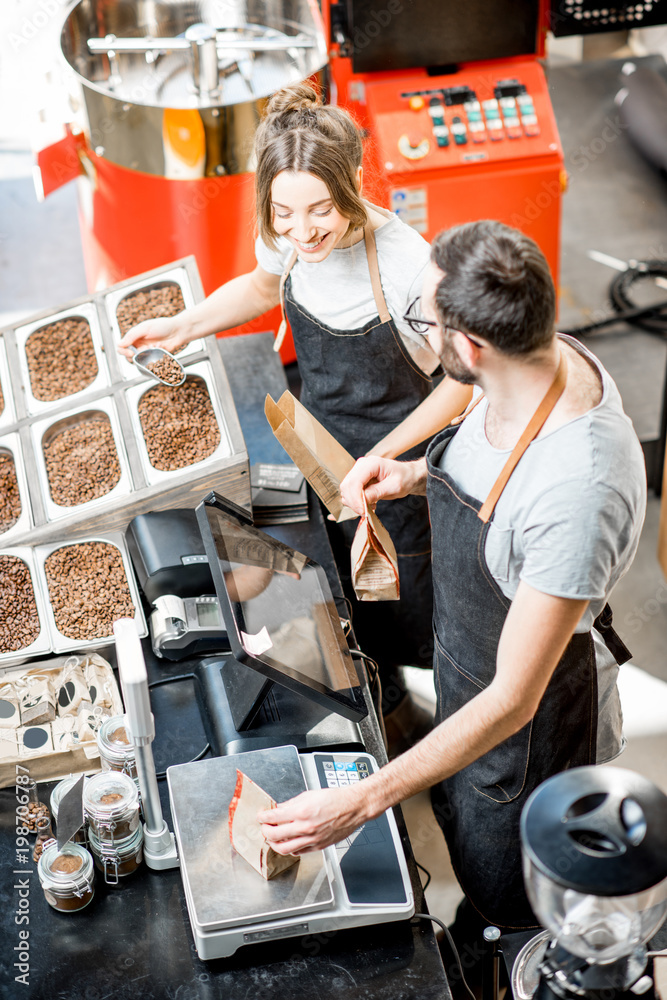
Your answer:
[255,205,439,375]
[440,336,647,762]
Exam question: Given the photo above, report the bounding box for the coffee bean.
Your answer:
[116,284,185,339]
[0,452,21,532]
[44,414,121,506]
[137,377,220,472]
[146,354,184,385]
[25,318,98,402]
[44,541,135,641]
[0,555,40,652]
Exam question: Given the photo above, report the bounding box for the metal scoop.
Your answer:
[129,345,186,386]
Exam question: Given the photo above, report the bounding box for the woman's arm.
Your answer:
[117,265,281,357]
[368,377,473,459]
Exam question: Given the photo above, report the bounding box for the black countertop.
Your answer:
[0,334,449,1000]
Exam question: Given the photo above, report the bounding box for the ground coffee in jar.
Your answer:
[38,841,95,912]
[82,771,140,845]
[88,825,144,884]
[97,715,138,783]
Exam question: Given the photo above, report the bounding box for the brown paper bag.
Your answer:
[351,495,400,602]
[265,391,358,522]
[228,770,300,880]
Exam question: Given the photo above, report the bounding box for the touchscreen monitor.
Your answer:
[196,492,367,722]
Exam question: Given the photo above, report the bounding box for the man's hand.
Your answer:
[340,456,427,516]
[258,785,371,855]
[117,316,186,359]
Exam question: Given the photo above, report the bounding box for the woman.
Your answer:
[118,83,472,745]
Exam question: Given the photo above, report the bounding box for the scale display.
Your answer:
[196,492,367,723]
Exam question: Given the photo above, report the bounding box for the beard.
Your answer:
[438,337,478,385]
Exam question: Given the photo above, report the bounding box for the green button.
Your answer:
[436,135,449,147]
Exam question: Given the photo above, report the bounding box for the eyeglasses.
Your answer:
[403,298,484,348]
[402,297,439,336]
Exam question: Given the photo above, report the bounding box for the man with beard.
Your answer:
[258,221,646,977]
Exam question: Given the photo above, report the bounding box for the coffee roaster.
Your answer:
[34,0,329,363]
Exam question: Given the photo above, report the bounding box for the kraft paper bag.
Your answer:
[265,391,358,523]
[228,770,300,880]
[351,495,400,602]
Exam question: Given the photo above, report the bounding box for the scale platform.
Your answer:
[167,745,414,959]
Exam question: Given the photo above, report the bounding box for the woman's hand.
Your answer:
[340,456,427,516]
[117,315,187,359]
[258,785,371,855]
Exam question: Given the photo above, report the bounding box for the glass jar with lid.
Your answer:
[82,770,140,848]
[50,775,87,844]
[97,715,138,782]
[38,841,95,912]
[88,825,144,884]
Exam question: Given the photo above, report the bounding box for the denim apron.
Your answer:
[278,226,435,669]
[426,356,630,930]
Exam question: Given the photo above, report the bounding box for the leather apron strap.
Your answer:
[275,249,299,353]
[478,352,568,523]
[274,225,390,352]
[363,225,392,324]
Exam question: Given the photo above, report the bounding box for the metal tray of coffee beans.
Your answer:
[14,302,110,417]
[33,533,147,655]
[30,397,134,522]
[124,360,233,486]
[0,433,33,544]
[0,337,16,431]
[104,267,204,381]
[0,257,251,547]
[0,546,52,667]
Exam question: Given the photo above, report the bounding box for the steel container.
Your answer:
[0,547,52,668]
[124,359,233,486]
[15,302,110,418]
[0,434,33,544]
[31,397,134,523]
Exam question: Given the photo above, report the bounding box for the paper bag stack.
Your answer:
[228,770,300,880]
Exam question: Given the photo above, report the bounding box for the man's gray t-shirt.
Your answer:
[440,336,647,762]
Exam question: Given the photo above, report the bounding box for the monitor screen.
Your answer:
[349,0,540,74]
[196,493,367,722]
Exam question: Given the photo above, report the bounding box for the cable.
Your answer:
[415,859,432,890]
[147,673,211,779]
[349,648,379,694]
[562,260,667,339]
[414,913,478,1000]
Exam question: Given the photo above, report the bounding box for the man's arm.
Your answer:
[259,584,589,853]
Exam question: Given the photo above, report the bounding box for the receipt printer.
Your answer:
[125,509,214,603]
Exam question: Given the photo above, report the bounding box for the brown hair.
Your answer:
[254,82,367,248]
[431,221,556,356]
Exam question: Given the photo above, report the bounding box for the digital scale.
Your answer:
[167,744,414,959]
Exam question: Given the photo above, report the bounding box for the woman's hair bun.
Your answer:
[266,82,320,117]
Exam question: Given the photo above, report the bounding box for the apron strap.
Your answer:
[593,603,632,665]
[450,391,485,426]
[274,249,299,353]
[478,352,568,523]
[363,225,392,325]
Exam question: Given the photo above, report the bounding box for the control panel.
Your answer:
[363,60,560,175]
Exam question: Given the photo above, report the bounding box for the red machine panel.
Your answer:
[337,58,565,285]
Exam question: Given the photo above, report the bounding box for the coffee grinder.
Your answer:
[519,767,667,1000]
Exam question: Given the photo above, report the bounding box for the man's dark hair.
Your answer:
[431,220,556,355]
